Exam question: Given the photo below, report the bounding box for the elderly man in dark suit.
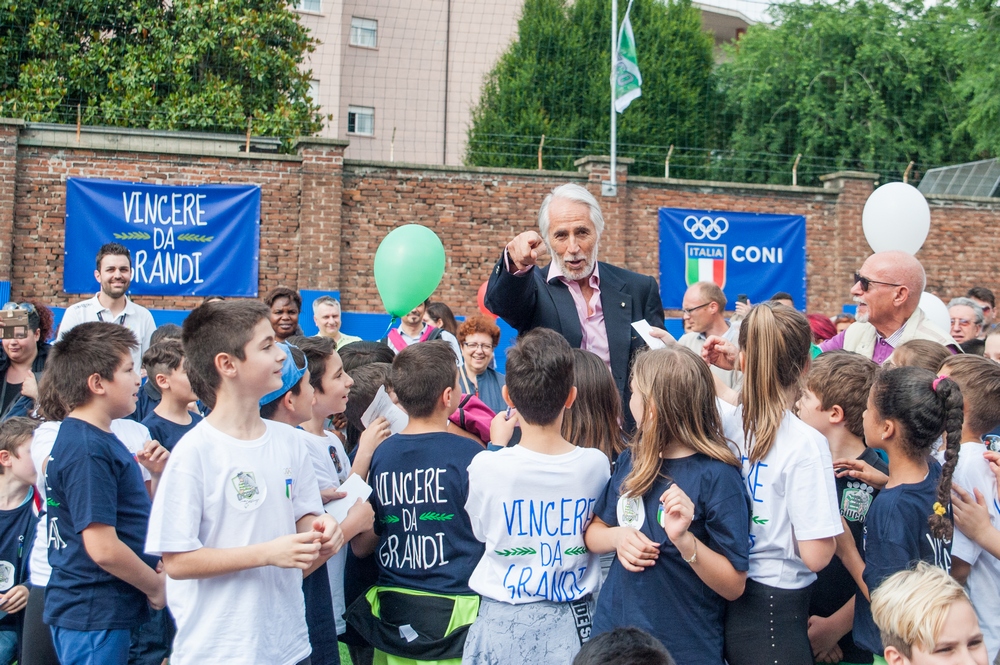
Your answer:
[485,183,664,428]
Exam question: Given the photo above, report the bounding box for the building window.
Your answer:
[293,0,322,12]
[308,79,319,103]
[350,17,377,48]
[348,106,374,136]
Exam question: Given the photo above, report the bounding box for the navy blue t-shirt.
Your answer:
[810,447,888,665]
[44,418,159,631]
[369,432,484,595]
[141,410,203,451]
[0,488,37,630]
[854,459,950,655]
[592,449,750,665]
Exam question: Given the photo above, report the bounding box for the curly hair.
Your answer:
[456,315,501,346]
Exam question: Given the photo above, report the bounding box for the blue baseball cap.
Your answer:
[259,342,306,407]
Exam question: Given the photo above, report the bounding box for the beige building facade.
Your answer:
[295,0,752,166]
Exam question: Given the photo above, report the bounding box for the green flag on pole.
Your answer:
[614,0,642,113]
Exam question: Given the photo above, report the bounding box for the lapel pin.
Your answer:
[620,302,626,308]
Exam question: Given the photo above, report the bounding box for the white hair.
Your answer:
[948,297,984,325]
[538,183,605,240]
[311,295,341,314]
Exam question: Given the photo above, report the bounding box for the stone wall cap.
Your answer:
[292,136,351,149]
[344,159,585,179]
[573,155,635,166]
[819,171,880,181]
[0,118,25,127]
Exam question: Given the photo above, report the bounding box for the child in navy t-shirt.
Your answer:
[140,340,202,451]
[850,366,962,657]
[39,323,167,665]
[585,347,749,665]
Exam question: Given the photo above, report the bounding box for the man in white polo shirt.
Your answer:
[57,242,155,369]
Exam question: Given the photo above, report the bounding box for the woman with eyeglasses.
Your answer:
[456,315,506,414]
[0,302,53,420]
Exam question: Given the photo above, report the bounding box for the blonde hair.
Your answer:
[622,347,739,498]
[737,303,813,465]
[871,562,971,658]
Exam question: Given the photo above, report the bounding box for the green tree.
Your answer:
[715,0,975,185]
[466,0,720,177]
[0,0,322,140]
[956,0,1000,157]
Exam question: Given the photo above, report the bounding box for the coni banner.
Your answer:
[64,178,261,297]
[658,207,806,310]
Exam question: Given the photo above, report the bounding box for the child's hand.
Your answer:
[489,409,519,448]
[312,514,346,557]
[21,372,38,401]
[359,417,391,454]
[833,458,887,490]
[0,585,28,614]
[807,614,843,658]
[613,527,660,572]
[345,498,375,537]
[702,336,737,370]
[147,569,167,611]
[952,483,994,543]
[984,451,1000,497]
[331,413,348,431]
[266,532,322,569]
[659,484,694,544]
[137,440,170,475]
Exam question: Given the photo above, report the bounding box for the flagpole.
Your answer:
[608,0,618,196]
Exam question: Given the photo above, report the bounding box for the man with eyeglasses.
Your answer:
[948,297,985,346]
[818,250,958,364]
[485,183,664,429]
[56,242,155,370]
[678,282,741,388]
[967,286,995,337]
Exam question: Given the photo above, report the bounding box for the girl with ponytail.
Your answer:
[850,365,962,660]
[718,302,843,665]
[584,347,749,664]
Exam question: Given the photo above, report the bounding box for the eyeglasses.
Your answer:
[2,302,35,314]
[681,302,712,316]
[950,318,978,328]
[853,273,902,292]
[463,342,494,352]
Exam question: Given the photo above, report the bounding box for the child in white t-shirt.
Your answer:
[145,300,347,665]
[463,328,610,664]
[703,302,843,664]
[940,354,1000,662]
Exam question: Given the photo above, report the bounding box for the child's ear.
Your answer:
[0,450,10,469]
[153,372,171,391]
[87,372,106,395]
[880,418,897,442]
[214,352,237,378]
[563,386,578,410]
[880,647,908,665]
[828,404,846,425]
[501,385,514,409]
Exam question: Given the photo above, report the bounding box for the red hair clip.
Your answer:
[933,375,947,391]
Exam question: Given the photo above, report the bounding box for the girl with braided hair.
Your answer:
[851,365,964,663]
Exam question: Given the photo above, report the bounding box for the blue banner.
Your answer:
[658,208,806,309]
[64,178,261,297]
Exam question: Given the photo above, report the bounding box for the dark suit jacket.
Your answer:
[485,254,664,427]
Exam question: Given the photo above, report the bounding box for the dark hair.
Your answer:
[770,291,794,305]
[38,322,137,419]
[95,242,131,271]
[344,363,393,437]
[869,366,963,539]
[263,286,302,311]
[572,627,676,665]
[288,335,337,394]
[425,302,458,336]
[959,338,985,356]
[0,416,38,473]
[27,301,54,342]
[391,341,458,419]
[150,323,183,346]
[562,349,623,460]
[806,313,838,342]
[967,286,996,309]
[738,302,813,464]
[805,351,878,439]
[340,341,395,373]
[456,315,501,346]
[940,355,1000,435]
[889,340,951,373]
[182,300,270,409]
[505,328,574,426]
[142,339,185,382]
[259,344,306,419]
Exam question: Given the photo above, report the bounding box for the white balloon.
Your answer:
[919,292,950,331]
[862,182,931,255]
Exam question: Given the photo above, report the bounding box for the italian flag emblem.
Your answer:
[685,243,726,288]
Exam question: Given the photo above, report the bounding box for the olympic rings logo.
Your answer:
[683,215,729,240]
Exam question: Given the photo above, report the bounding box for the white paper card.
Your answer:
[632,320,672,349]
[323,473,374,523]
[361,385,408,435]
[399,624,419,643]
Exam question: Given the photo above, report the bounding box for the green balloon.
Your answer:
[374,224,446,317]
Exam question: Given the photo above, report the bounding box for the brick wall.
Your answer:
[2,120,999,319]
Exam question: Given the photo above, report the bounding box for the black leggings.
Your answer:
[724,579,814,665]
[21,585,59,665]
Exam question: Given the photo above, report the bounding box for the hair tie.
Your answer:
[932,375,947,392]
[932,501,947,516]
